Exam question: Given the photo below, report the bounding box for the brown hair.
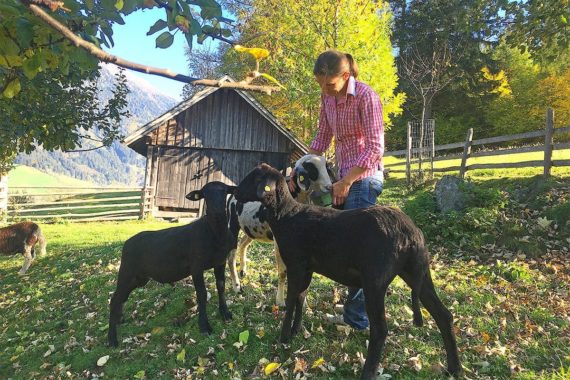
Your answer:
[313,50,359,79]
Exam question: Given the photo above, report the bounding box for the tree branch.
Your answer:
[22,1,280,95]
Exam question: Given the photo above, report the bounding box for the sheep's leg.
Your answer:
[18,246,34,275]
[108,273,147,347]
[227,248,241,293]
[361,281,390,380]
[237,234,253,277]
[274,243,287,307]
[419,271,462,377]
[280,270,311,343]
[192,271,212,335]
[399,268,425,327]
[290,272,312,337]
[214,264,233,321]
[37,233,47,256]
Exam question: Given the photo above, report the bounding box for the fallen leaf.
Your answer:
[408,356,422,372]
[294,357,307,373]
[176,348,185,363]
[151,327,164,335]
[239,330,249,345]
[537,217,552,229]
[264,362,280,376]
[311,357,325,369]
[97,355,109,366]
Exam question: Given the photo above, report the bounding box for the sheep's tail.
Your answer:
[35,226,47,256]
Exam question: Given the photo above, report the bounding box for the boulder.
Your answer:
[435,175,473,213]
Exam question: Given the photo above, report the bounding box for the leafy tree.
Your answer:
[185,0,403,145]
[505,0,570,64]
[0,0,232,171]
[386,0,512,147]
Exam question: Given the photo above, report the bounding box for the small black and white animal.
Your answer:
[226,154,336,306]
[0,221,47,274]
[234,164,462,380]
[108,181,238,347]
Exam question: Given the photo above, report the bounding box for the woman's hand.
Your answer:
[332,178,351,206]
[288,168,297,193]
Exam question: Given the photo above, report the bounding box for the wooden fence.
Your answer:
[2,185,150,223]
[385,108,570,181]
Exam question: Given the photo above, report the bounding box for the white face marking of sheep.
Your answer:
[292,154,336,207]
[225,154,337,306]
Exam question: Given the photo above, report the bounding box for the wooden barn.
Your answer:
[124,76,308,218]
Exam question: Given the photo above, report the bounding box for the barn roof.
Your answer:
[124,76,308,158]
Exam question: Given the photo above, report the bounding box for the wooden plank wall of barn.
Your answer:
[147,89,292,209]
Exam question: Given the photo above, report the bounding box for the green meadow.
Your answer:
[1,163,568,379]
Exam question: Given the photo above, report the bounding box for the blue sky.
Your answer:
[106,9,190,101]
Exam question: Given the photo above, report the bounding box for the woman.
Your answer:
[291,49,385,330]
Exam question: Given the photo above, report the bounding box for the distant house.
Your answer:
[124,76,308,218]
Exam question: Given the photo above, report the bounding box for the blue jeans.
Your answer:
[342,171,383,330]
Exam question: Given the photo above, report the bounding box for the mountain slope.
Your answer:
[14,64,178,186]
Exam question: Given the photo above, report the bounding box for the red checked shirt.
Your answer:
[310,76,384,180]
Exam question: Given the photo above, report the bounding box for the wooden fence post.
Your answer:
[459,128,474,179]
[406,122,412,185]
[544,107,554,177]
[140,145,154,219]
[0,174,7,222]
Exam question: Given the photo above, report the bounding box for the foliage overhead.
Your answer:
[0,0,230,170]
[505,0,570,64]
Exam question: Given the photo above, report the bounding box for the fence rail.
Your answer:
[4,186,144,223]
[385,108,569,180]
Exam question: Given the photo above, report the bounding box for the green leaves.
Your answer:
[2,78,21,99]
[147,19,168,35]
[155,31,174,48]
[238,330,249,345]
[176,348,186,363]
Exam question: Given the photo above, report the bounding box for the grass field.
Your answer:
[1,153,569,378]
[1,173,569,379]
[7,165,95,189]
[6,166,141,222]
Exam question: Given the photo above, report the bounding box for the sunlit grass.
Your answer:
[1,218,568,379]
[384,148,570,180]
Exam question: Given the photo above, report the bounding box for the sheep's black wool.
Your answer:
[235,164,462,380]
[108,181,237,347]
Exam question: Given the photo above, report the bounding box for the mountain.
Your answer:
[14,64,179,186]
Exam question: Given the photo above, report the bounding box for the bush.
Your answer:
[403,184,505,250]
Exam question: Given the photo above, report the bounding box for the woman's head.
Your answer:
[313,50,358,96]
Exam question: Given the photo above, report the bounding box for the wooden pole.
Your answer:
[406,122,412,186]
[544,107,555,177]
[459,128,474,179]
[140,145,154,219]
[430,119,435,180]
[0,174,7,222]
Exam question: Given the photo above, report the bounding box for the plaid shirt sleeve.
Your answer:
[355,90,384,169]
[310,97,333,153]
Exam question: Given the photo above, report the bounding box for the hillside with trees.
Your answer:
[13,65,177,186]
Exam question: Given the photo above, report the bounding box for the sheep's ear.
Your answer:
[302,161,319,181]
[227,185,238,194]
[256,177,276,200]
[186,190,203,201]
